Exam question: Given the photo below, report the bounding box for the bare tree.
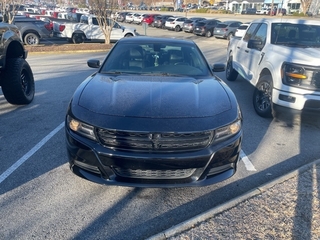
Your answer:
[1,0,24,24]
[88,0,117,44]
[300,0,314,14]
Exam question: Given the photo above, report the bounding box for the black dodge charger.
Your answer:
[65,36,243,187]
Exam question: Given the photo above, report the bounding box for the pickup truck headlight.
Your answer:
[67,116,97,141]
[281,62,320,90]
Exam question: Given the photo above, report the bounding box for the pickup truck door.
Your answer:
[110,22,124,41]
[87,18,105,40]
[235,23,267,82]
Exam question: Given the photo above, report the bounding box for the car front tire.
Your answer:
[253,75,274,118]
[1,58,35,104]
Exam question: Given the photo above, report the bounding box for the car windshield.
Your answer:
[100,41,211,77]
[271,23,320,47]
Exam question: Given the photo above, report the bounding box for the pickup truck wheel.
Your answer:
[72,33,85,44]
[1,58,35,105]
[253,75,273,118]
[24,33,40,45]
[206,31,212,38]
[226,56,238,81]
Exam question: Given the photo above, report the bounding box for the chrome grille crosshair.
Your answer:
[96,129,213,152]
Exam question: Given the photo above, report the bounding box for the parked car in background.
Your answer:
[256,7,270,14]
[234,23,250,37]
[153,15,173,29]
[13,16,53,45]
[182,17,206,33]
[141,14,160,26]
[241,8,257,14]
[268,8,287,15]
[116,12,129,22]
[193,19,221,37]
[165,16,188,31]
[132,13,146,24]
[125,12,135,23]
[65,36,243,187]
[213,20,242,40]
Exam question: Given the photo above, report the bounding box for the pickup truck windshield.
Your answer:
[271,23,320,47]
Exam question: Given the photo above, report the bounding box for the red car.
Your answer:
[142,14,161,26]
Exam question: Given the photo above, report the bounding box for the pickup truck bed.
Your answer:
[13,16,52,45]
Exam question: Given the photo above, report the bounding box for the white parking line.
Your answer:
[0,122,64,184]
[240,150,257,171]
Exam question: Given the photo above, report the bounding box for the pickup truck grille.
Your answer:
[96,129,213,152]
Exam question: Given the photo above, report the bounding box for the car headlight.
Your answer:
[214,119,242,141]
[281,62,320,90]
[67,115,97,141]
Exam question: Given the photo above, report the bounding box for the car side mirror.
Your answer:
[87,59,100,68]
[212,63,226,72]
[247,39,263,50]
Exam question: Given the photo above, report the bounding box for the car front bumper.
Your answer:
[66,128,242,188]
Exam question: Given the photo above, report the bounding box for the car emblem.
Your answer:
[149,133,161,149]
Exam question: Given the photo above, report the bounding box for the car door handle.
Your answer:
[237,46,240,49]
[245,50,249,53]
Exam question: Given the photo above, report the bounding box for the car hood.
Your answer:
[77,74,231,118]
[271,45,320,64]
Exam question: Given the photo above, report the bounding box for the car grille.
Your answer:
[113,167,196,179]
[96,129,213,152]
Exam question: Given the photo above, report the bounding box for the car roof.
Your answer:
[117,36,195,45]
[251,18,320,25]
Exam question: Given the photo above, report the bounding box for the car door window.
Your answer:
[253,23,267,46]
[243,23,259,42]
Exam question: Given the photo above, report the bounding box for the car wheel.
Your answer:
[205,30,212,38]
[226,55,238,81]
[24,33,40,45]
[1,58,35,104]
[72,33,85,44]
[227,32,233,40]
[124,33,133,37]
[175,25,181,32]
[253,75,274,118]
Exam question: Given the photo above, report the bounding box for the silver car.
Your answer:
[213,21,243,40]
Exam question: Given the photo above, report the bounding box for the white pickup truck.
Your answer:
[226,18,320,118]
[55,14,138,43]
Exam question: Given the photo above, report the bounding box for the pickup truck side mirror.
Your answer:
[247,39,264,50]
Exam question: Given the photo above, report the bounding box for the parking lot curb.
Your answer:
[147,158,320,240]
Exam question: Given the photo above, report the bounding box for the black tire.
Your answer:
[175,25,181,32]
[72,33,85,44]
[24,33,40,45]
[1,58,35,105]
[253,75,273,118]
[227,32,233,40]
[205,30,212,38]
[124,33,133,37]
[226,55,238,81]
